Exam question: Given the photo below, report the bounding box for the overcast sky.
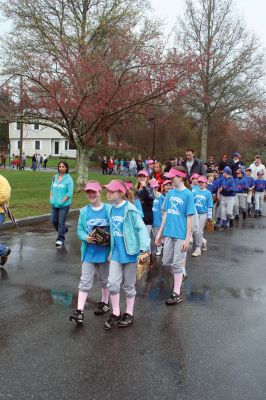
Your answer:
[0,0,266,46]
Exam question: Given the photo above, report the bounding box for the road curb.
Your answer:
[0,208,80,231]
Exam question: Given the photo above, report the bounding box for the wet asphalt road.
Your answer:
[0,216,266,400]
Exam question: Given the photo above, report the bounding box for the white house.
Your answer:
[9,122,76,158]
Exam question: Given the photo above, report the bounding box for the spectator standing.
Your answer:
[31,153,37,171]
[181,149,206,178]
[107,157,114,175]
[218,155,229,172]
[249,155,266,180]
[22,153,26,169]
[43,154,48,170]
[129,158,137,176]
[101,156,108,175]
[0,152,6,168]
[229,152,244,178]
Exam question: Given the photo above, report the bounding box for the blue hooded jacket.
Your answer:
[219,176,236,197]
[234,176,249,193]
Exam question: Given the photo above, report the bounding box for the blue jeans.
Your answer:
[0,213,8,256]
[51,206,70,242]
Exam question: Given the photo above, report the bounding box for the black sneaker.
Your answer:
[235,215,239,222]
[104,313,121,330]
[0,248,11,266]
[69,310,84,324]
[94,302,110,316]
[118,313,134,327]
[166,292,182,306]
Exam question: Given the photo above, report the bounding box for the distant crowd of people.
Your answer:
[0,152,49,170]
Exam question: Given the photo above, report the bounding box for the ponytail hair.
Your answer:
[120,180,135,204]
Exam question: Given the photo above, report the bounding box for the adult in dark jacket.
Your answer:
[229,153,244,178]
[218,155,229,172]
[181,149,206,178]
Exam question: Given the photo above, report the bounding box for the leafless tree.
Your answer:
[176,0,265,160]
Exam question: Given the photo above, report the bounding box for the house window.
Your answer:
[69,142,76,150]
[17,122,21,130]
[65,141,68,151]
[35,141,40,150]
[17,140,21,149]
[34,123,40,130]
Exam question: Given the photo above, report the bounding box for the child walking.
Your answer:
[254,172,266,217]
[192,176,213,257]
[150,179,164,256]
[217,166,236,231]
[70,181,111,324]
[234,168,249,221]
[155,168,196,305]
[245,168,255,216]
[103,180,150,330]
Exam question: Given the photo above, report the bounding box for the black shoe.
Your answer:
[166,292,182,306]
[69,310,84,324]
[118,313,134,327]
[258,210,262,216]
[242,211,247,220]
[235,215,239,222]
[229,219,234,230]
[104,313,121,330]
[65,227,69,234]
[0,248,11,266]
[94,302,110,316]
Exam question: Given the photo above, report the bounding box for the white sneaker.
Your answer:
[155,247,162,256]
[55,240,63,248]
[202,239,207,252]
[192,247,201,257]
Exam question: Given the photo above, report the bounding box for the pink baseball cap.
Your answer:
[147,160,154,165]
[138,170,149,177]
[190,173,200,182]
[164,168,187,179]
[198,176,207,183]
[149,179,159,188]
[162,180,172,186]
[125,182,133,189]
[85,182,102,192]
[103,180,126,194]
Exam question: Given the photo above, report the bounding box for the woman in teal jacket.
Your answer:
[50,161,74,248]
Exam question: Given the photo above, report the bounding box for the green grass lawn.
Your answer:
[0,169,120,219]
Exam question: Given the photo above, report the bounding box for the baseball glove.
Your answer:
[136,251,150,280]
[90,227,110,246]
[205,219,215,233]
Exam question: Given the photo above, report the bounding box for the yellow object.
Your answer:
[0,174,11,214]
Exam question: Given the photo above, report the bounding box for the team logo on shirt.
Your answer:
[194,194,205,208]
[87,218,109,234]
[152,198,159,212]
[168,197,184,215]
[111,216,124,237]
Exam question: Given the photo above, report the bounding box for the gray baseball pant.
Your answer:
[193,213,208,248]
[234,193,247,215]
[107,261,137,298]
[221,196,235,220]
[254,192,264,211]
[162,237,187,275]
[78,262,109,292]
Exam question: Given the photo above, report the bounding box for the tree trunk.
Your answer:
[200,117,208,161]
[76,145,91,191]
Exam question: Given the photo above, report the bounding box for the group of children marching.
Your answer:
[70,164,265,330]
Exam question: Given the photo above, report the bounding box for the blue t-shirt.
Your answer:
[152,194,164,227]
[254,179,266,192]
[110,201,138,264]
[246,176,255,188]
[193,189,213,214]
[163,188,196,240]
[83,204,109,263]
[191,184,199,194]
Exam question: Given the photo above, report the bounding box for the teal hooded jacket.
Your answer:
[50,173,74,208]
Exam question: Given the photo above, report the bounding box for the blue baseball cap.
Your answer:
[233,152,241,157]
[223,166,232,175]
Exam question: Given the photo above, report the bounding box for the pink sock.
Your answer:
[110,293,120,316]
[101,288,109,304]
[173,274,183,296]
[77,291,88,311]
[126,296,135,316]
